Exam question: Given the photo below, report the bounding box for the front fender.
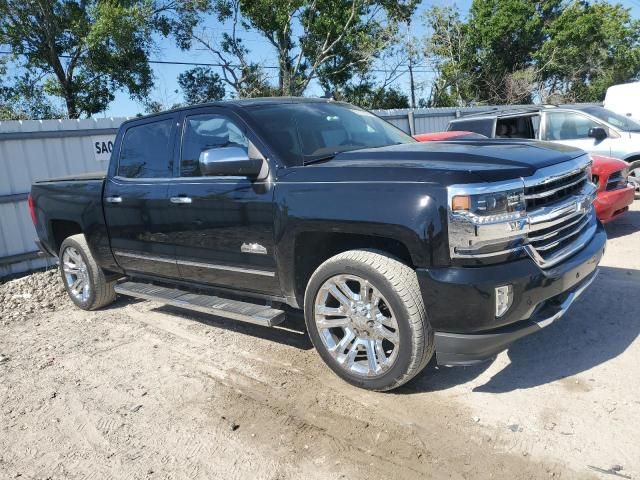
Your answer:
[273,180,448,305]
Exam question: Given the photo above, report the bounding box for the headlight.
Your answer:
[451,188,526,224]
[447,182,529,261]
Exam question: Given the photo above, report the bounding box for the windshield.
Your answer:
[581,106,640,132]
[245,102,415,165]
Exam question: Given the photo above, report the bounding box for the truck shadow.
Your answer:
[407,265,640,393]
[151,303,314,351]
[603,208,640,239]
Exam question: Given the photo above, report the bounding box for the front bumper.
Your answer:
[594,185,635,223]
[417,222,606,366]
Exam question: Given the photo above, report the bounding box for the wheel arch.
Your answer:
[288,231,416,308]
[50,219,83,254]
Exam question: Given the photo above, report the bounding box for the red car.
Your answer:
[415,132,635,223]
[413,131,485,141]
[591,155,635,223]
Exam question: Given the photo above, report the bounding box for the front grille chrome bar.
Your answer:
[525,216,597,268]
[530,213,593,251]
[524,172,588,200]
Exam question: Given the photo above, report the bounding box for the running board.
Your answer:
[114,281,285,327]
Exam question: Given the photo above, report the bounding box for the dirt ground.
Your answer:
[1,203,639,480]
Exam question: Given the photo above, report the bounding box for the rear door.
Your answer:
[104,115,180,278]
[166,107,280,295]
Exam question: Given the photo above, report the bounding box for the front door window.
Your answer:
[543,112,604,141]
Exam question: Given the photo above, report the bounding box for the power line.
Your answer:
[0,50,438,73]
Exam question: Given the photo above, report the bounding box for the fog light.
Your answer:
[495,285,513,317]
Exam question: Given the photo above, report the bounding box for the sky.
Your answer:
[96,0,639,118]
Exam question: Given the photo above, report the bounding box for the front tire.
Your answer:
[304,250,434,391]
[628,159,640,199]
[59,234,117,310]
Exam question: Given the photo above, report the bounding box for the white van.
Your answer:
[604,82,640,122]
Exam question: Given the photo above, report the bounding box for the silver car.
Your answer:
[449,105,640,196]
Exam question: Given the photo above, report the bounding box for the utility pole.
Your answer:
[407,22,416,109]
[408,55,416,109]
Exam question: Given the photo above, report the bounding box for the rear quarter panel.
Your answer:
[31,179,120,272]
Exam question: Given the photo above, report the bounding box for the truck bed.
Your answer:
[35,172,106,183]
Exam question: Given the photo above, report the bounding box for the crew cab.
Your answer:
[29,98,606,391]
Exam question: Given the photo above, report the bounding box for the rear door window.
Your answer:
[449,118,495,138]
[496,116,537,139]
[118,118,174,178]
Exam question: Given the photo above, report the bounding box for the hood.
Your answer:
[326,140,585,183]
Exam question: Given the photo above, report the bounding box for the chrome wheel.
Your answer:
[62,246,90,303]
[314,274,400,377]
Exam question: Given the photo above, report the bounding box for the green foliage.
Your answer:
[0,0,159,118]
[241,0,418,95]
[339,82,409,109]
[178,67,226,104]
[465,0,561,103]
[535,1,640,102]
[0,58,62,119]
[422,5,472,107]
[423,0,640,106]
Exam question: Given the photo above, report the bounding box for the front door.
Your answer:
[167,108,280,295]
[541,111,614,156]
[104,115,180,278]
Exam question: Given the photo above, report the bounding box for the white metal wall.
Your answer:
[0,117,126,278]
[373,104,599,135]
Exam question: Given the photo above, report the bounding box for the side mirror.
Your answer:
[588,127,608,141]
[199,146,267,179]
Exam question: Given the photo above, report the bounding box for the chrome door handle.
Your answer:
[170,196,192,204]
[105,196,122,203]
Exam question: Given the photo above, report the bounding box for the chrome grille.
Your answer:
[524,157,596,268]
[447,154,598,269]
[524,169,588,209]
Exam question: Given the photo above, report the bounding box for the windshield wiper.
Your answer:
[303,153,338,165]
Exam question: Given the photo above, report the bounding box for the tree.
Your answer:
[463,0,561,104]
[178,67,226,105]
[171,0,281,98]
[535,1,640,102]
[422,5,472,107]
[0,0,161,118]
[339,82,409,109]
[173,0,419,97]
[0,58,61,119]
[423,0,640,106]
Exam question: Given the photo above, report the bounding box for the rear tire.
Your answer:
[59,234,117,310]
[304,249,434,391]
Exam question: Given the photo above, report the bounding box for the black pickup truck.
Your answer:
[29,98,606,390]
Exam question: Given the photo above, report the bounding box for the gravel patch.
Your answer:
[0,268,70,323]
